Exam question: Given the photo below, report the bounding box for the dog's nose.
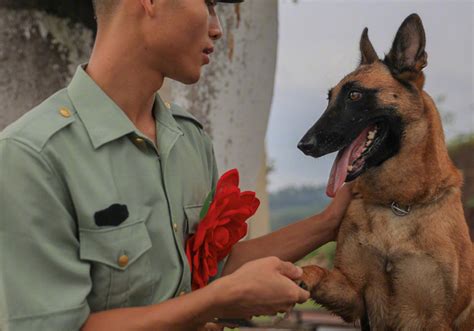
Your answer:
[297,137,316,155]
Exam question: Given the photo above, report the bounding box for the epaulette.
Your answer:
[0,89,76,152]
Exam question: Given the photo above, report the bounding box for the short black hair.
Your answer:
[91,0,118,19]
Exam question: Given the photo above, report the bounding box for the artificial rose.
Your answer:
[185,169,260,290]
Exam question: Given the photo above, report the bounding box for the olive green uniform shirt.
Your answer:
[0,66,220,330]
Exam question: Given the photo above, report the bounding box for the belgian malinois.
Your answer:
[297,14,473,330]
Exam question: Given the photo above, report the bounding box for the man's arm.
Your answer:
[0,139,91,330]
[82,257,309,331]
[222,184,353,275]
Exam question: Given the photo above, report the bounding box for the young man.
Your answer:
[0,0,352,330]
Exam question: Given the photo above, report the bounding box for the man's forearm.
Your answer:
[222,211,337,275]
[81,279,228,331]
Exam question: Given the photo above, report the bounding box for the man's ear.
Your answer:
[384,13,428,82]
[360,28,378,65]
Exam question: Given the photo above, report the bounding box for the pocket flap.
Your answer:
[79,219,152,271]
[184,204,203,234]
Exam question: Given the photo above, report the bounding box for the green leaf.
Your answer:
[199,188,216,220]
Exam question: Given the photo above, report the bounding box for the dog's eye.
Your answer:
[349,91,362,101]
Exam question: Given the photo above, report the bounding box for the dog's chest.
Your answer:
[340,201,444,289]
[340,202,452,327]
[349,203,423,257]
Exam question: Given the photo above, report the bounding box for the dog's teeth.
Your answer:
[366,140,372,147]
[348,165,353,172]
[362,147,367,152]
[367,132,376,140]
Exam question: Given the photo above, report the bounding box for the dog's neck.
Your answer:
[356,92,462,206]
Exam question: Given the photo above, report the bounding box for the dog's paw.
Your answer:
[297,265,326,294]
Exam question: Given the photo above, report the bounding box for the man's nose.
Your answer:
[209,14,223,41]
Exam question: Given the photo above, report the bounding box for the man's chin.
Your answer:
[185,75,201,85]
[173,71,202,85]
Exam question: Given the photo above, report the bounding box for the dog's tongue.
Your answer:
[326,127,371,197]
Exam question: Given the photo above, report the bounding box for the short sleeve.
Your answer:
[0,139,91,330]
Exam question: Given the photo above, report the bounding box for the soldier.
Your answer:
[0,0,352,330]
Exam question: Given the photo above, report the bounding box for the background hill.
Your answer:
[269,185,329,231]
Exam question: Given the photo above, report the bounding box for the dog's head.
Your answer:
[298,14,429,197]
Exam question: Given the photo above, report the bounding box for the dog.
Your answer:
[297,14,473,330]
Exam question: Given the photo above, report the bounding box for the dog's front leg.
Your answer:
[300,265,364,323]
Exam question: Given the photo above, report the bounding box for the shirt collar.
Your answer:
[152,93,183,137]
[67,65,182,150]
[67,65,136,149]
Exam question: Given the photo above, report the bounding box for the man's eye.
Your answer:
[206,0,217,6]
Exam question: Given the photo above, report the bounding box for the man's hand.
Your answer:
[320,183,354,240]
[212,257,310,319]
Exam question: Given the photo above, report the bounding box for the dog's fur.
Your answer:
[298,14,473,330]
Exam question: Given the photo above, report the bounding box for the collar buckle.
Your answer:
[391,201,411,217]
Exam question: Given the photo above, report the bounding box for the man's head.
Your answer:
[92,0,242,85]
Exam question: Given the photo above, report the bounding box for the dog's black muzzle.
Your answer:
[298,103,403,174]
[297,130,348,157]
[298,107,364,158]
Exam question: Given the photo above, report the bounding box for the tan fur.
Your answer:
[301,62,473,330]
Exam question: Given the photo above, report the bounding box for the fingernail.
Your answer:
[296,266,303,275]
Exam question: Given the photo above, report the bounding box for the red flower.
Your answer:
[185,169,260,290]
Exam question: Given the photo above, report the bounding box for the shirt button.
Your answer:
[179,291,186,296]
[59,107,71,118]
[164,102,171,109]
[133,137,147,151]
[173,223,178,233]
[118,254,129,268]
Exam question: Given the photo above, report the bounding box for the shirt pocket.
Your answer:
[184,204,203,238]
[79,209,154,311]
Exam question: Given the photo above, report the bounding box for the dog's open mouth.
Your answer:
[327,122,386,197]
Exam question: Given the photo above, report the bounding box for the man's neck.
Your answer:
[85,31,164,129]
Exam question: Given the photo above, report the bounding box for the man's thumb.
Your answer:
[278,261,303,280]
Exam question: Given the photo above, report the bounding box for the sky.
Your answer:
[266,0,473,192]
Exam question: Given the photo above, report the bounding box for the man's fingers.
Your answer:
[277,261,310,302]
[277,261,303,280]
[296,287,310,303]
[284,278,310,304]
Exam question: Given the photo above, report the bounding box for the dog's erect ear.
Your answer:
[360,28,378,65]
[384,13,428,81]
